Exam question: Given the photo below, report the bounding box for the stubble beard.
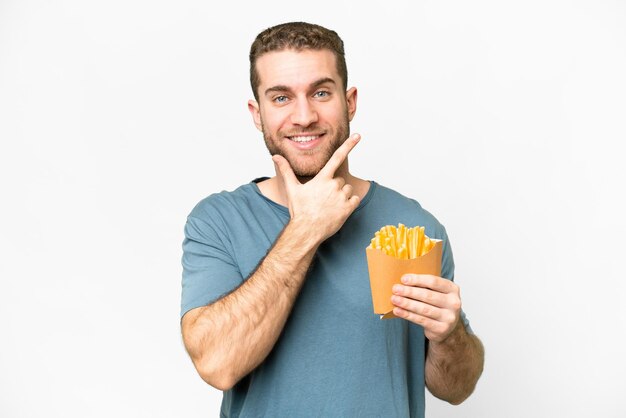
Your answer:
[262,112,350,181]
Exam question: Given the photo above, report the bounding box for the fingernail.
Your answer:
[353,133,361,141]
[401,275,409,284]
[393,284,402,294]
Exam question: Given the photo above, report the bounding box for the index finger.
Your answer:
[318,133,361,178]
[400,274,457,294]
[272,154,300,189]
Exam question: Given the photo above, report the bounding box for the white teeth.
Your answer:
[289,135,319,143]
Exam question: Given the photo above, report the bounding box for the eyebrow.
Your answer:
[264,77,337,96]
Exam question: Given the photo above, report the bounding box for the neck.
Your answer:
[257,160,370,209]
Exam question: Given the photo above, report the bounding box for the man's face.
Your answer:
[249,49,357,179]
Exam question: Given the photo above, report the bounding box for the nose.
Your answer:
[290,98,318,127]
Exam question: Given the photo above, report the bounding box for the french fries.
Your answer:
[367,224,435,259]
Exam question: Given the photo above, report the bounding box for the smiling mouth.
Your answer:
[286,133,324,143]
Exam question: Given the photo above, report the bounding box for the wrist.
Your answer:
[429,320,467,353]
[285,217,325,249]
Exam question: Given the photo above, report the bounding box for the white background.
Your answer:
[1,0,625,417]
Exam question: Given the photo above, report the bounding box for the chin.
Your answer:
[288,156,329,177]
[291,165,322,178]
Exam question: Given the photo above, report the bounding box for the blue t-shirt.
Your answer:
[181,179,465,418]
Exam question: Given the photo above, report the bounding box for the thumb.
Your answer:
[272,154,299,188]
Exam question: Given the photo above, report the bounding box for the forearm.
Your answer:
[182,220,319,390]
[425,321,485,405]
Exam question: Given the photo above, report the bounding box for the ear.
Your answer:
[248,100,263,132]
[345,87,358,121]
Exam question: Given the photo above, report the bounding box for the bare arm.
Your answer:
[391,274,484,404]
[181,134,362,391]
[425,322,484,404]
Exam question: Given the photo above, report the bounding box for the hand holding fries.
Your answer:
[272,134,362,243]
[391,273,462,343]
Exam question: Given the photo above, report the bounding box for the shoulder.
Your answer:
[188,182,259,221]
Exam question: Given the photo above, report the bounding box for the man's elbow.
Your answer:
[427,367,482,406]
[431,385,473,406]
[446,391,471,406]
[201,373,237,392]
[447,369,483,405]
[449,368,483,404]
[194,359,238,391]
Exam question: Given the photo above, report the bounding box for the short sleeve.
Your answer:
[180,215,243,319]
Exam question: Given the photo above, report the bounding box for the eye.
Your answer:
[273,95,289,104]
[314,90,330,98]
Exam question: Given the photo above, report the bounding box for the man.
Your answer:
[181,22,484,417]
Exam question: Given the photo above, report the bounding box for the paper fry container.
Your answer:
[366,240,443,319]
